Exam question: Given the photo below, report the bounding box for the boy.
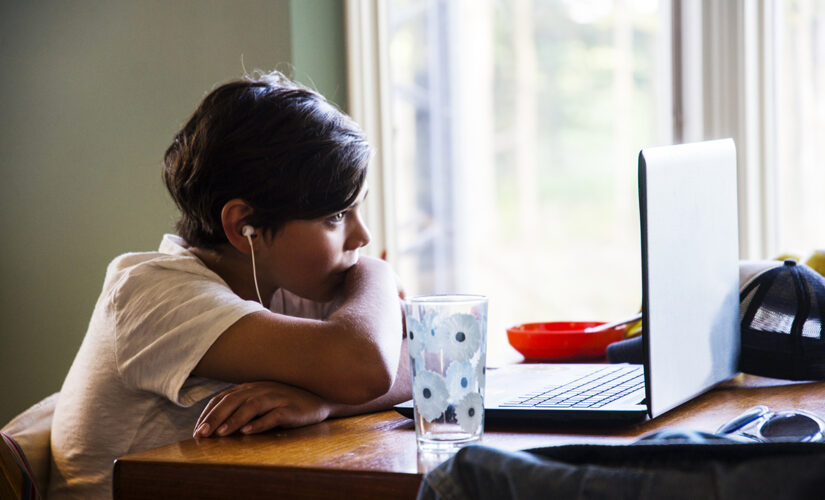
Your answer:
[48,71,411,499]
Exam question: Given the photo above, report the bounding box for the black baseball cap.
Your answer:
[739,259,825,380]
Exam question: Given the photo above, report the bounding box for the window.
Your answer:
[382,0,670,361]
[769,0,825,256]
[345,0,824,363]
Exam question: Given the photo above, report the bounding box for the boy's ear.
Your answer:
[221,199,255,254]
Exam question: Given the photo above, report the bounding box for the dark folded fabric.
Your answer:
[605,335,643,364]
[418,433,825,500]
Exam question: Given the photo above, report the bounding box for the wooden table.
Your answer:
[113,375,825,499]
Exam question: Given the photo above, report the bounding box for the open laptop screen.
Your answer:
[639,138,741,418]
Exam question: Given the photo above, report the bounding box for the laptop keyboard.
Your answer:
[499,365,644,409]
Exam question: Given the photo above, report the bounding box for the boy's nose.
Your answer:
[346,213,371,251]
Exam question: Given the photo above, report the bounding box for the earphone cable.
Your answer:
[246,234,264,306]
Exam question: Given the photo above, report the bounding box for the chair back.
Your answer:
[1,392,59,499]
[1,432,40,500]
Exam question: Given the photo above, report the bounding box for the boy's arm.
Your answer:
[326,337,411,417]
[194,340,411,437]
[192,256,403,405]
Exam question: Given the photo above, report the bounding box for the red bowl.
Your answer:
[506,321,627,361]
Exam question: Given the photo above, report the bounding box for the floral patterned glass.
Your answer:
[405,294,488,450]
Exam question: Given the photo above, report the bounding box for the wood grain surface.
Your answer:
[113,375,825,499]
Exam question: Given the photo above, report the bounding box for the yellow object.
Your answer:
[806,250,825,277]
[774,253,801,262]
[624,320,642,339]
[623,320,642,338]
[773,251,825,278]
[624,308,643,338]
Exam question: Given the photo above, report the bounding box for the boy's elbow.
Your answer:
[323,327,401,404]
[329,362,395,405]
[362,365,395,401]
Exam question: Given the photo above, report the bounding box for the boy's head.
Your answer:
[163,71,371,248]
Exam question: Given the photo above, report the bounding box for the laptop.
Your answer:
[395,138,741,423]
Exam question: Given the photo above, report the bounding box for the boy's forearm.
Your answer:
[194,343,412,438]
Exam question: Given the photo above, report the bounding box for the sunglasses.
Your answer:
[716,405,825,443]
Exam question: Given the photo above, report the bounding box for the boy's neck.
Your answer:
[188,245,270,305]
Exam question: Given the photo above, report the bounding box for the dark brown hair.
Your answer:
[162,71,371,248]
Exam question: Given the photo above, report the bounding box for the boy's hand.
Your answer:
[193,381,331,438]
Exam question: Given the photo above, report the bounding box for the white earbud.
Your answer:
[241,225,263,306]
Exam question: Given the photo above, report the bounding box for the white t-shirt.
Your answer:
[48,235,330,499]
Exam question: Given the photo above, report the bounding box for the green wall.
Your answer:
[290,0,349,111]
[0,0,347,425]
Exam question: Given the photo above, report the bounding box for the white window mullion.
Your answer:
[344,0,396,262]
[760,0,780,258]
[678,0,704,144]
[751,0,780,258]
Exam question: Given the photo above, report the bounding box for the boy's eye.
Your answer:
[329,211,346,223]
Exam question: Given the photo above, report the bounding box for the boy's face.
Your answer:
[260,185,371,302]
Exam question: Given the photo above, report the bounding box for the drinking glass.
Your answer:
[404,294,488,450]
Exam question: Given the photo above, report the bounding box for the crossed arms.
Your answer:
[191,256,412,437]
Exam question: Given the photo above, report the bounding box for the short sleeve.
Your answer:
[112,255,265,406]
[270,288,340,319]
